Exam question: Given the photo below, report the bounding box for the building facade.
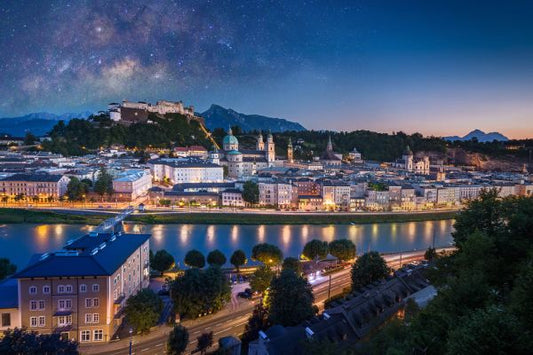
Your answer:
[0,173,70,201]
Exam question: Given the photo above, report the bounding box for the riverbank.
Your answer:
[0,208,458,225]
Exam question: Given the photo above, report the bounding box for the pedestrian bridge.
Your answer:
[89,207,134,236]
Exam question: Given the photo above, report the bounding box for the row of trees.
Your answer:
[65,168,114,201]
[302,238,356,261]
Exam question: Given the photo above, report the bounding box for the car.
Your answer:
[237,291,252,299]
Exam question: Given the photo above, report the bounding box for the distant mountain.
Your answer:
[200,104,305,132]
[0,111,93,136]
[444,129,508,142]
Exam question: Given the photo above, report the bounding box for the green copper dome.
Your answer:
[223,134,239,145]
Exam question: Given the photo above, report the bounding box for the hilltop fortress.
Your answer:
[108,100,204,126]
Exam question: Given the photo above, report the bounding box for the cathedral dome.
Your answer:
[223,134,239,146]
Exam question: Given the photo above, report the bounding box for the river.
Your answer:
[0,220,454,269]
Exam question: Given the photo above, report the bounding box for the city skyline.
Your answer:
[1,1,533,139]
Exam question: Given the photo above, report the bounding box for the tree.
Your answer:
[241,304,270,350]
[0,328,78,354]
[124,288,163,334]
[207,249,227,267]
[242,181,259,205]
[23,132,38,145]
[196,332,213,355]
[167,324,189,355]
[0,258,17,280]
[282,257,302,275]
[230,249,247,272]
[66,177,90,201]
[302,239,329,260]
[328,239,356,261]
[351,251,390,290]
[424,246,437,262]
[151,249,175,274]
[171,267,231,319]
[251,243,283,265]
[184,249,205,268]
[94,167,114,199]
[250,265,274,294]
[267,269,315,326]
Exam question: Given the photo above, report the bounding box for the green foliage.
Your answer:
[368,182,387,191]
[24,132,38,145]
[251,243,283,265]
[206,249,227,267]
[282,257,302,274]
[240,304,270,350]
[250,265,275,293]
[242,181,259,205]
[424,246,437,262]
[66,177,90,201]
[124,288,163,334]
[171,266,231,319]
[0,257,16,280]
[94,168,113,197]
[0,327,79,354]
[351,251,390,290]
[267,269,315,326]
[167,325,189,355]
[328,239,356,261]
[41,113,213,156]
[230,249,247,272]
[196,332,213,355]
[151,249,175,273]
[302,239,329,260]
[184,249,205,268]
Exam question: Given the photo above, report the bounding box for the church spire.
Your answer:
[327,135,333,151]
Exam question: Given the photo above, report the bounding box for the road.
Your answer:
[81,248,452,354]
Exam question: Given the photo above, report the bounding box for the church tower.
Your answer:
[403,146,414,172]
[256,130,265,151]
[266,130,275,165]
[326,135,333,151]
[287,138,294,163]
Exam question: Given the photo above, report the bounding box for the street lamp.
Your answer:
[129,328,133,355]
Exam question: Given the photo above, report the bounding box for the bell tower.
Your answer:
[265,130,275,165]
[287,138,294,163]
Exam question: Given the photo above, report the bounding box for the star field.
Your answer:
[1,1,533,138]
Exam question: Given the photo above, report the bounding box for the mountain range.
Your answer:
[444,129,509,142]
[200,104,306,132]
[0,104,305,136]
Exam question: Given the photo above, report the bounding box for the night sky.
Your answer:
[1,0,532,138]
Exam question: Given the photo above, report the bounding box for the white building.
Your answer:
[221,189,245,207]
[148,158,223,184]
[258,182,296,208]
[112,170,152,201]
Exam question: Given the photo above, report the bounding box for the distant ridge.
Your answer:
[200,104,305,132]
[444,129,508,142]
[0,111,93,136]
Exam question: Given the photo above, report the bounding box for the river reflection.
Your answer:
[0,220,455,268]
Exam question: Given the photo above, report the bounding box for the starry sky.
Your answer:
[1,0,533,138]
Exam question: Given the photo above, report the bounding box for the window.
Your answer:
[30,300,38,310]
[43,286,50,294]
[38,300,45,310]
[93,329,103,341]
[93,298,99,307]
[80,330,91,342]
[80,284,87,293]
[1,313,11,327]
[65,285,73,293]
[29,286,37,295]
[85,313,93,324]
[92,284,99,292]
[38,316,45,327]
[58,285,65,293]
[93,313,100,324]
[58,299,72,310]
[58,315,72,326]
[85,298,92,308]
[30,316,37,327]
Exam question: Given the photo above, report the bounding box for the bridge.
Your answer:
[89,207,134,236]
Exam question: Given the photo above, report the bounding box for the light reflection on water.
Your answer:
[0,220,455,268]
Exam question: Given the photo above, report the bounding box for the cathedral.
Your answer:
[393,146,430,175]
[210,128,275,178]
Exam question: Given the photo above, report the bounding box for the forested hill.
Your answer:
[41,113,213,156]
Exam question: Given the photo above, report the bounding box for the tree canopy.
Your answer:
[66,177,90,201]
[206,249,227,267]
[250,265,275,294]
[282,257,302,275]
[351,251,390,290]
[124,288,163,334]
[230,249,247,272]
[151,249,175,274]
[0,328,79,354]
[302,239,329,260]
[267,269,315,326]
[94,168,114,198]
[0,258,16,280]
[242,181,259,205]
[328,239,356,261]
[167,325,189,355]
[184,249,206,268]
[251,243,283,265]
